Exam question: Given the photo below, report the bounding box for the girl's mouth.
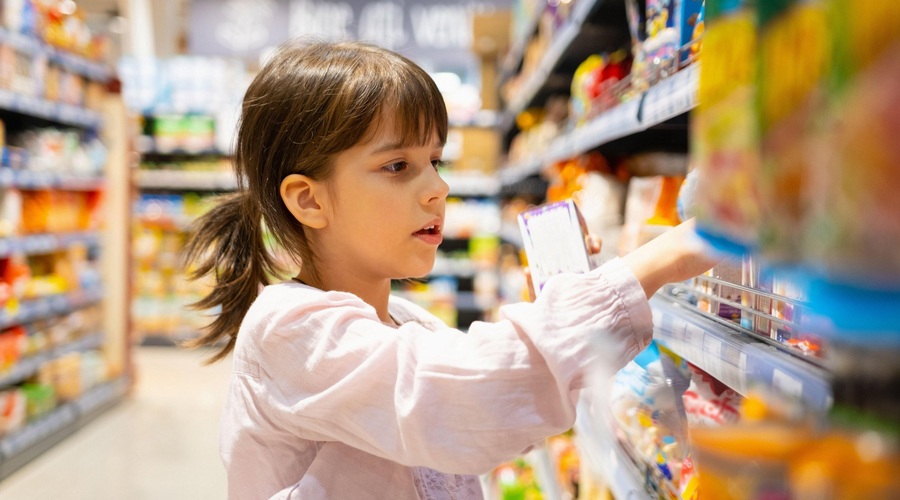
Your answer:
[413,223,442,245]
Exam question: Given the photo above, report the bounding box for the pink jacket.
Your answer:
[220,258,653,499]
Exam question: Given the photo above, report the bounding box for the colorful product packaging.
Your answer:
[690,0,762,254]
[756,0,829,263]
[803,0,900,288]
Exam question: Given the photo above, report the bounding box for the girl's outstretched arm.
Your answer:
[621,218,719,299]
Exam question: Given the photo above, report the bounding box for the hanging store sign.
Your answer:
[189,0,509,71]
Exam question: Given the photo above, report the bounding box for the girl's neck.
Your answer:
[297,269,395,325]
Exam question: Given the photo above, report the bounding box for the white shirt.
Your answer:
[220,258,653,499]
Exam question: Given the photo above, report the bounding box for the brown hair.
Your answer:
[182,40,448,361]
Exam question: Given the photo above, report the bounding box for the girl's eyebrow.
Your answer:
[371,139,445,154]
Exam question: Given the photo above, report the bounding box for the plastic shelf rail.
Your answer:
[136,169,239,191]
[0,89,103,129]
[0,288,104,331]
[443,174,500,197]
[0,231,101,259]
[0,378,128,480]
[650,295,832,412]
[0,167,105,191]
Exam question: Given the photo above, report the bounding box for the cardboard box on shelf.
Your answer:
[472,10,511,110]
[456,126,500,174]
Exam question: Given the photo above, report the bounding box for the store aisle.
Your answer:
[0,347,231,500]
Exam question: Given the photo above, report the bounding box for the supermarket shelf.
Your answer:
[0,332,105,388]
[499,63,699,186]
[0,288,104,331]
[140,334,194,347]
[431,258,479,278]
[134,214,194,232]
[456,291,496,312]
[499,8,543,84]
[444,175,500,197]
[650,294,832,412]
[574,406,648,500]
[498,221,523,248]
[448,112,501,130]
[139,148,230,157]
[498,157,543,186]
[136,169,238,191]
[0,89,103,129]
[0,166,105,191]
[0,231,101,258]
[499,0,603,131]
[0,27,112,82]
[0,377,128,480]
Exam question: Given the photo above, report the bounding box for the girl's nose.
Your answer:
[422,164,449,205]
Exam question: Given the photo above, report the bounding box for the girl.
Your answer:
[184,40,716,499]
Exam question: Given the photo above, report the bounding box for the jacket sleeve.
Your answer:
[250,257,653,475]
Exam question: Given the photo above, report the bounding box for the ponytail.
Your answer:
[182,191,280,362]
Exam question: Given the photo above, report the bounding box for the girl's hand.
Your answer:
[621,218,720,299]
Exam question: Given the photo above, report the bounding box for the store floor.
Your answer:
[0,346,231,500]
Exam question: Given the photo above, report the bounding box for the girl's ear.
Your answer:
[280,174,329,229]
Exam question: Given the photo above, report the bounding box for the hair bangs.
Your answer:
[388,66,449,148]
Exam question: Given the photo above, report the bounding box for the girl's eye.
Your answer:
[383,161,408,173]
[431,159,446,170]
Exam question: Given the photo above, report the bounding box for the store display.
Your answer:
[496,0,900,498]
[0,3,127,480]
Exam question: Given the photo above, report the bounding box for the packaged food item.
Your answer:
[609,342,692,498]
[689,0,762,254]
[618,175,683,255]
[756,0,829,263]
[517,200,593,297]
[803,0,900,288]
[695,259,742,322]
[0,387,26,435]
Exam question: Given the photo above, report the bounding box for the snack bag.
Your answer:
[804,0,900,288]
[756,0,829,262]
[690,0,762,254]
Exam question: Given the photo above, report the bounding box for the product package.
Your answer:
[618,175,683,255]
[689,0,762,254]
[517,199,593,297]
[756,0,829,263]
[609,342,693,499]
[803,0,900,290]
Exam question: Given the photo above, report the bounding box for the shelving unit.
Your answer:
[490,0,870,497]
[498,0,629,133]
[132,149,235,346]
[650,294,832,411]
[499,60,698,185]
[135,169,238,191]
[0,23,131,480]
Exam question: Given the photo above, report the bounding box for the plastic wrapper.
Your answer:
[690,0,762,253]
[756,0,829,262]
[804,0,900,287]
[609,342,692,499]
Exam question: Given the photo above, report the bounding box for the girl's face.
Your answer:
[315,114,449,283]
